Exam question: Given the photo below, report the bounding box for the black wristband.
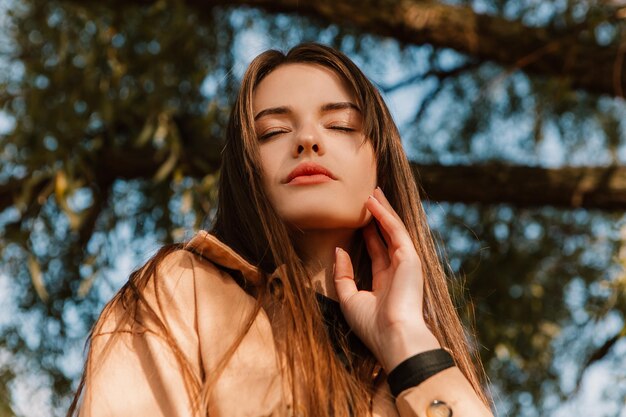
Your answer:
[387,348,455,397]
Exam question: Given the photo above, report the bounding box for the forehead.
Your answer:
[252,63,356,113]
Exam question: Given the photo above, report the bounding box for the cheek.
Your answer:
[353,145,377,191]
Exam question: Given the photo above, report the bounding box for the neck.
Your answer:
[293,229,355,301]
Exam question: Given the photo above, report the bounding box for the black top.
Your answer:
[315,292,369,369]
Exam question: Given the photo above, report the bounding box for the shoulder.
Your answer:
[92,231,265,346]
[150,248,256,320]
[94,246,252,337]
[88,248,258,376]
[157,248,231,292]
[157,248,272,374]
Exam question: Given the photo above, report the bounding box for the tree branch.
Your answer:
[5,157,626,212]
[414,163,626,210]
[0,175,51,215]
[189,0,624,98]
[90,153,626,210]
[380,61,480,93]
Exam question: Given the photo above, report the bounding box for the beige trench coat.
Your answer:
[78,231,480,417]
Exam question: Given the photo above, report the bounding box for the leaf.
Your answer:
[153,150,178,183]
[54,170,68,204]
[54,171,84,231]
[180,189,192,214]
[77,274,96,298]
[153,112,170,146]
[134,116,156,148]
[27,255,48,302]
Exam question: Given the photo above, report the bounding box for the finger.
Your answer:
[363,221,389,275]
[333,247,358,305]
[366,195,413,253]
[376,220,393,252]
[374,187,402,223]
[371,188,410,248]
[374,188,425,270]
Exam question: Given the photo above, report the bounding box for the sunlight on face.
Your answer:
[253,63,377,231]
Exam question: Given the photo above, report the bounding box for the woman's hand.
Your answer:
[333,187,441,373]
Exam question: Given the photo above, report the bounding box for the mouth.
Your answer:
[285,162,336,185]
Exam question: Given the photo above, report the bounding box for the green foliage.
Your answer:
[435,205,626,413]
[0,0,237,411]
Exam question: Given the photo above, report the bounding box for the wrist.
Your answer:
[379,326,441,373]
[387,348,455,397]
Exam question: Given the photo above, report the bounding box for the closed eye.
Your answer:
[259,130,288,140]
[328,126,356,132]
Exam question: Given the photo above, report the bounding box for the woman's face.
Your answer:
[253,63,377,231]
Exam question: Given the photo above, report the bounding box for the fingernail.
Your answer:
[335,247,340,254]
[368,195,379,202]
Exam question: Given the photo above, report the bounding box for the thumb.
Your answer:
[334,247,358,305]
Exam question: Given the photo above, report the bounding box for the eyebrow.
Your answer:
[321,102,361,113]
[254,101,361,121]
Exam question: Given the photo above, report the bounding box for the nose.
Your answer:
[293,124,324,157]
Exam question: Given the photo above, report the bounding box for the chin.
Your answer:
[281,208,371,231]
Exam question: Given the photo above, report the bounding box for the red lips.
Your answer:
[285,162,336,184]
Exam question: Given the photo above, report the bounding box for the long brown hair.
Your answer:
[69,43,488,416]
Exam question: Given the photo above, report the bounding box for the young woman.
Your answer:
[69,43,494,417]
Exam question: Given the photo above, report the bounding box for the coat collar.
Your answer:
[184,230,263,285]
